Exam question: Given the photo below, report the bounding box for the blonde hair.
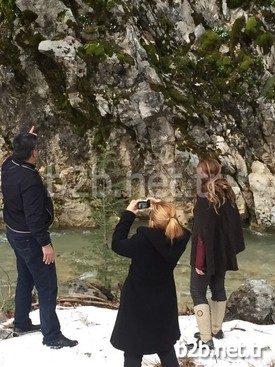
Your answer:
[196,159,236,210]
[149,202,184,241]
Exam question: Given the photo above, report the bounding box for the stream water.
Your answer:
[0,223,274,310]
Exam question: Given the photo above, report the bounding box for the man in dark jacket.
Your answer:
[1,128,78,349]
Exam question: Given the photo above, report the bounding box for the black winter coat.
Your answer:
[190,196,245,276]
[110,210,191,354]
[1,157,54,246]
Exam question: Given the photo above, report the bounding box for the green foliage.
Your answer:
[0,0,16,22]
[116,52,135,66]
[106,0,122,11]
[245,16,260,39]
[51,34,66,41]
[85,41,106,58]
[256,32,274,54]
[213,26,229,40]
[244,17,274,54]
[229,16,245,55]
[261,75,275,99]
[197,30,222,53]
[81,40,135,65]
[239,55,254,70]
[168,87,186,104]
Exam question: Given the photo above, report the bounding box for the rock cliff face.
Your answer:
[0,0,274,228]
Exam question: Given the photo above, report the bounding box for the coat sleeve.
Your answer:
[22,177,52,247]
[111,210,140,258]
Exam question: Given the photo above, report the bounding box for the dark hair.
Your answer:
[12,133,37,161]
[196,159,236,210]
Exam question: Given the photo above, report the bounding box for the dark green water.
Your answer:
[0,224,274,310]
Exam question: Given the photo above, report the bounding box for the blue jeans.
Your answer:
[7,228,61,343]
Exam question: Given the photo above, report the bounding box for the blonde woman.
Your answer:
[189,159,245,349]
[110,198,191,367]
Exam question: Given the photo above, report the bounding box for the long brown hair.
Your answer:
[149,202,184,241]
[196,159,236,209]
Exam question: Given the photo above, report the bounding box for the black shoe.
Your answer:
[187,338,214,351]
[43,334,78,349]
[13,324,41,335]
[213,329,224,339]
[194,329,224,339]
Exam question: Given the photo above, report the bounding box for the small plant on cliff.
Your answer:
[213,26,229,40]
[245,16,260,39]
[229,16,246,55]
[255,32,274,54]
[79,40,134,66]
[244,16,274,54]
[197,30,222,53]
[261,75,275,99]
[0,0,16,22]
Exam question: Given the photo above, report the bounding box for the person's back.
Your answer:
[110,199,191,367]
[1,129,78,349]
[189,159,245,351]
[2,156,53,236]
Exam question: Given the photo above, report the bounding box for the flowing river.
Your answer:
[0,224,274,311]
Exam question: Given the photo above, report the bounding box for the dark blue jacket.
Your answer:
[1,157,54,247]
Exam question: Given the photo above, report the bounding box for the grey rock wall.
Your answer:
[0,0,274,228]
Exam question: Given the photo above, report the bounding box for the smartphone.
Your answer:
[137,199,150,209]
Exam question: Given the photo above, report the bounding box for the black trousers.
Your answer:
[124,347,179,367]
[190,267,227,306]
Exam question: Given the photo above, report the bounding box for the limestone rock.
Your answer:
[225,279,275,325]
[248,161,275,227]
[0,0,274,229]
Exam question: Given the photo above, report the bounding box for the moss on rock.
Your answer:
[197,30,222,53]
[256,32,274,54]
[229,16,245,55]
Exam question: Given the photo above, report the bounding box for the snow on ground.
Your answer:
[0,306,274,367]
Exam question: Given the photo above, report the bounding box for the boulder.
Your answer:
[225,279,275,325]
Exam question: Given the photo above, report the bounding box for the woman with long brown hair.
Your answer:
[189,159,245,349]
[110,198,191,367]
